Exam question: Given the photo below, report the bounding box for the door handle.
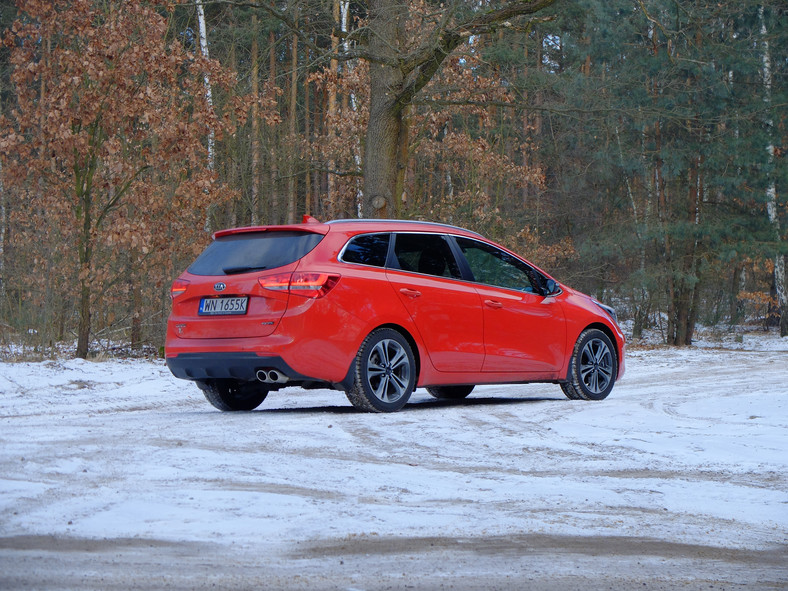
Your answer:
[484,299,503,309]
[400,288,422,298]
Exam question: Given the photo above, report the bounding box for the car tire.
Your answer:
[198,379,269,411]
[560,382,583,400]
[346,328,416,413]
[426,385,474,399]
[561,328,617,401]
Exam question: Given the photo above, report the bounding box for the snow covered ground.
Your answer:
[1,330,787,590]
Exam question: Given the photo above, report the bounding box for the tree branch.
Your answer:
[394,0,558,110]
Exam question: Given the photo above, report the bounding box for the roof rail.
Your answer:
[326,218,482,237]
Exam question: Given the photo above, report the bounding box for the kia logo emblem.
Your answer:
[214,282,226,292]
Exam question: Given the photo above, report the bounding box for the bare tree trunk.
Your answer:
[325,0,340,218]
[268,30,280,224]
[196,0,216,233]
[196,0,214,170]
[312,88,321,216]
[730,265,747,323]
[76,189,93,359]
[654,120,677,344]
[250,14,260,225]
[0,71,5,300]
[620,123,648,339]
[130,261,142,350]
[362,0,407,218]
[287,29,298,224]
[363,88,402,218]
[394,105,410,217]
[0,154,5,301]
[304,73,312,216]
[760,6,787,336]
[76,278,91,359]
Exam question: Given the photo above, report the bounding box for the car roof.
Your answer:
[213,218,484,240]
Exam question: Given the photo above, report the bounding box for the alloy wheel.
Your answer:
[366,338,411,403]
[579,337,614,395]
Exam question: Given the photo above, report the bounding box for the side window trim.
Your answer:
[384,232,397,268]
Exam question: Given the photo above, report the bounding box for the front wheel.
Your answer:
[346,328,416,413]
[561,329,617,401]
[198,380,269,411]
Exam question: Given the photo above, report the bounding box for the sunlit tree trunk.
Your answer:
[196,0,215,170]
[196,0,217,234]
[250,14,260,225]
[362,0,407,218]
[760,6,787,336]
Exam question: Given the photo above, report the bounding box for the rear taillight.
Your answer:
[257,273,292,292]
[170,279,190,300]
[258,272,340,299]
[290,273,340,298]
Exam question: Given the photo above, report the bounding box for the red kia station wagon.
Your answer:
[166,218,625,412]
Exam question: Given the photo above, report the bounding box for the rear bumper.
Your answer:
[166,352,307,383]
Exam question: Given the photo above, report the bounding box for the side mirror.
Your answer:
[544,279,560,296]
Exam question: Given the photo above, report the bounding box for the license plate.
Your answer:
[199,297,248,316]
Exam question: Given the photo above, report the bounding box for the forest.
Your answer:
[0,0,785,358]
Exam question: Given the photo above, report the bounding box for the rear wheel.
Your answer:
[198,380,269,411]
[346,328,416,413]
[561,328,617,401]
[426,385,474,400]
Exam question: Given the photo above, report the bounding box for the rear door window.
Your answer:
[392,233,462,279]
[340,233,391,267]
[188,231,324,276]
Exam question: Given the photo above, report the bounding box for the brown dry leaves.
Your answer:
[0,0,266,318]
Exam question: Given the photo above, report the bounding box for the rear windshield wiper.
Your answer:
[222,265,268,275]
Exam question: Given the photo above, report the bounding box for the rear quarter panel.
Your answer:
[281,231,432,384]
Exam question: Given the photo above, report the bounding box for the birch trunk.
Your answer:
[196,0,216,233]
[196,0,214,170]
[760,6,787,336]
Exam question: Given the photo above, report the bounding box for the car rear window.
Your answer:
[188,231,324,276]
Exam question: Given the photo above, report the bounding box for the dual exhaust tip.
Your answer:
[256,369,289,384]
